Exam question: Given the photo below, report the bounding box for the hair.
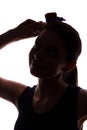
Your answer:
[63,66,78,86]
[44,12,82,86]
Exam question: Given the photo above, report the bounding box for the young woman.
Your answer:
[0,12,87,130]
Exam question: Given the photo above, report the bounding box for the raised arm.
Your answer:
[0,19,45,48]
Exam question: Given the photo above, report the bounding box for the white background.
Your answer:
[0,0,87,129]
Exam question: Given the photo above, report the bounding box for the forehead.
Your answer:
[36,29,65,48]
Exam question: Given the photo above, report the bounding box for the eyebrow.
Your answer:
[45,45,59,53]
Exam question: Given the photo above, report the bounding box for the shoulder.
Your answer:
[77,87,87,124]
[17,85,36,111]
[18,85,35,102]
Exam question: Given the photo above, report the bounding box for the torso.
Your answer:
[15,85,81,130]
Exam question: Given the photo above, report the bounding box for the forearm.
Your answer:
[0,28,19,49]
[0,19,46,49]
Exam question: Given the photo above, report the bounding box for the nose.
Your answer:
[33,49,43,61]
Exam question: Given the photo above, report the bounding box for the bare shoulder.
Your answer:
[77,87,87,124]
[0,77,30,107]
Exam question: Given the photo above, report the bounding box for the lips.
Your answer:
[30,58,46,70]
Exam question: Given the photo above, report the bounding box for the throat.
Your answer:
[38,76,68,96]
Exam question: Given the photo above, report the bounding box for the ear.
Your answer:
[63,61,76,72]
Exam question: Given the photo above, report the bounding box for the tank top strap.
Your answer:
[18,86,36,112]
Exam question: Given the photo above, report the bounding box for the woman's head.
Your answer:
[29,29,67,78]
[29,12,82,79]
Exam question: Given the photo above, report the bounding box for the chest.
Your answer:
[14,86,80,130]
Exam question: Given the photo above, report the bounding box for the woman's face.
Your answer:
[29,29,67,79]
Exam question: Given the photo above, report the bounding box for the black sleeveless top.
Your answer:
[14,85,81,130]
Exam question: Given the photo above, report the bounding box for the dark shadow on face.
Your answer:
[29,29,67,79]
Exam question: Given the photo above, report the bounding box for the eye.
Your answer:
[47,47,57,57]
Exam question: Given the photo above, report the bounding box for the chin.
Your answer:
[30,69,57,79]
[29,63,58,79]
[30,69,46,78]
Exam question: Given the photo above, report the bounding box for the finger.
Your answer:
[33,30,40,36]
[37,21,46,29]
[33,21,46,31]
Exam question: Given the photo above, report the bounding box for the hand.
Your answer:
[15,19,46,39]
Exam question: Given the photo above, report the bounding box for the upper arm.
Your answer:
[77,88,87,123]
[0,77,27,107]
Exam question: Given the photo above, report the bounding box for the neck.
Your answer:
[36,75,68,98]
